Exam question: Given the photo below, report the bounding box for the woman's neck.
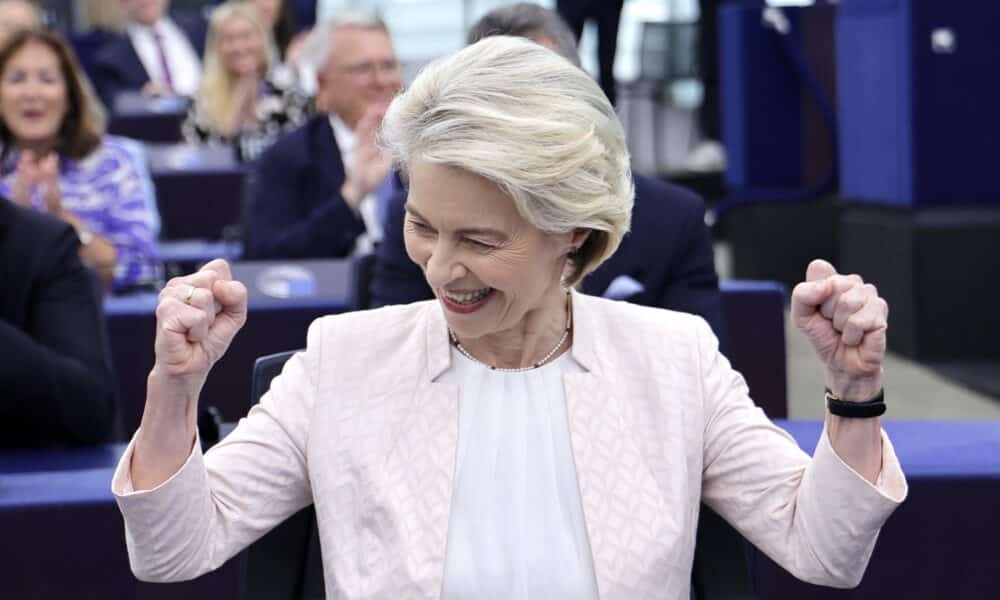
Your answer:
[457,286,571,369]
[16,138,56,157]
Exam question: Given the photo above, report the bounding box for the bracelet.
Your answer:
[825,388,886,419]
[77,227,94,246]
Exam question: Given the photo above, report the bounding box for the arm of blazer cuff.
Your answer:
[0,229,115,445]
[113,319,320,582]
[696,318,897,588]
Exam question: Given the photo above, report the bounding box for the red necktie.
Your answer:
[152,28,174,92]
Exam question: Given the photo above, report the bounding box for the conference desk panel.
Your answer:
[0,446,237,600]
[754,420,1000,599]
[146,144,246,241]
[108,94,186,144]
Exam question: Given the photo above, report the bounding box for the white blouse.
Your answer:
[438,347,599,600]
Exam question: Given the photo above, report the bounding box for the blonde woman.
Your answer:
[182,1,310,161]
[115,38,905,599]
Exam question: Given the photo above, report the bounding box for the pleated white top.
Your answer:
[439,347,599,600]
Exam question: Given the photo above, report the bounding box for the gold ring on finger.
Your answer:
[183,285,196,305]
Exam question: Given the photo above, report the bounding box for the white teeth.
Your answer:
[444,288,491,304]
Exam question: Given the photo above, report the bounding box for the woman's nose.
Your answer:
[424,243,466,289]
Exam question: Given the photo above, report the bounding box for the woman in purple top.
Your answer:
[0,29,161,293]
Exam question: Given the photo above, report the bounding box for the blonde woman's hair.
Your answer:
[199,1,273,135]
[380,36,633,285]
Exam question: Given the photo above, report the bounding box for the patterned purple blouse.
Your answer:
[0,136,162,292]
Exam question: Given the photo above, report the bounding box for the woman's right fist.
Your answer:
[154,259,247,383]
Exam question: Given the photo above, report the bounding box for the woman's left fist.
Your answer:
[791,259,888,401]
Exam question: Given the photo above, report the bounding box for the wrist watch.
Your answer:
[825,388,886,418]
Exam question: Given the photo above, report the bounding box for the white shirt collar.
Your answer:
[329,114,356,155]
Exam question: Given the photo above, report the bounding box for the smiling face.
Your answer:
[0,41,68,150]
[404,160,587,349]
[216,13,266,77]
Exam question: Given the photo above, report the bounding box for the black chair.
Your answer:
[240,350,325,600]
[239,350,757,599]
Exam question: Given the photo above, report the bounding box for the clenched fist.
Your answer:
[154,259,248,394]
[791,259,888,402]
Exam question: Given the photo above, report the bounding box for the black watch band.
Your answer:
[825,388,886,418]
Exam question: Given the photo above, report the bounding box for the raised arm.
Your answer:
[115,259,318,582]
[700,260,906,588]
[130,259,248,488]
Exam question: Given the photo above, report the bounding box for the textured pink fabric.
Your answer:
[113,292,906,599]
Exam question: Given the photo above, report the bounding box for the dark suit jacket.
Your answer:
[244,116,367,259]
[0,201,117,447]
[92,14,208,109]
[371,173,724,337]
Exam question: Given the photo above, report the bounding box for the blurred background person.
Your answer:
[243,11,399,259]
[0,199,117,448]
[0,0,39,44]
[182,2,311,162]
[91,0,206,109]
[0,30,162,293]
[556,0,624,106]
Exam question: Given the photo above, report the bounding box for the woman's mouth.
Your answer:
[440,287,494,313]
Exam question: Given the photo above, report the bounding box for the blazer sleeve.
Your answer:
[112,318,325,582]
[696,319,907,588]
[370,187,434,307]
[244,142,366,259]
[0,226,116,446]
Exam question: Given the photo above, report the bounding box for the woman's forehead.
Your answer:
[406,162,523,229]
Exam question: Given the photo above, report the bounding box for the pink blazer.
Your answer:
[114,292,907,599]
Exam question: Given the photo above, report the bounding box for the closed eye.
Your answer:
[406,218,435,235]
[463,237,496,251]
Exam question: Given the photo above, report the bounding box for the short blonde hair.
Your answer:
[199,2,273,135]
[380,36,633,285]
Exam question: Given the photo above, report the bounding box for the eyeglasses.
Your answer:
[342,59,399,79]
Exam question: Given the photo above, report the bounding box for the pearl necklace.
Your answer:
[449,290,572,372]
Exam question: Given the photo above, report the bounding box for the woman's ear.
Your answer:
[569,228,591,254]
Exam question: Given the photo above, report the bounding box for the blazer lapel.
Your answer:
[379,303,459,597]
[565,292,679,598]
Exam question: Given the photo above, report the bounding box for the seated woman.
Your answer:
[0,30,161,294]
[114,38,906,598]
[182,2,311,162]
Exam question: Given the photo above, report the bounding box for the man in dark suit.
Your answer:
[0,200,117,447]
[92,0,207,109]
[371,3,723,336]
[243,12,401,259]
